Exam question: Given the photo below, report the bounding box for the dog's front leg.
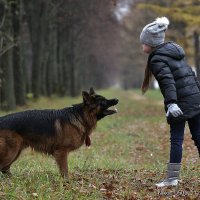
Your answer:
[53,148,69,179]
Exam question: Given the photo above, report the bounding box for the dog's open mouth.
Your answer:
[97,98,118,120]
[102,98,119,115]
[103,106,118,115]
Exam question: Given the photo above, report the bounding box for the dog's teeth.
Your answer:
[114,107,118,112]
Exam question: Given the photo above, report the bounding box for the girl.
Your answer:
[140,17,200,187]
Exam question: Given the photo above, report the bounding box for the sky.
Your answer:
[114,0,134,21]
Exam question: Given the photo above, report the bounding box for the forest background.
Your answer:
[0,0,200,110]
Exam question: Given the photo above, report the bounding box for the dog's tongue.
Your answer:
[85,135,91,146]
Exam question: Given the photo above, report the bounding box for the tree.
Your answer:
[137,0,200,79]
[0,1,16,110]
[11,0,26,105]
[0,0,126,110]
[23,0,49,98]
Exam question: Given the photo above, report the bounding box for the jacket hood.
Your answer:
[151,42,185,60]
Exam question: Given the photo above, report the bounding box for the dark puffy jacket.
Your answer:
[148,41,200,124]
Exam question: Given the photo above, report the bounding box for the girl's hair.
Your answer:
[141,63,152,94]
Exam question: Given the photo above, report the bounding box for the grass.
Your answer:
[0,89,200,199]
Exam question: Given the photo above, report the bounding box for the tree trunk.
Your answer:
[23,0,48,98]
[57,27,65,96]
[46,24,58,96]
[0,4,16,110]
[40,50,48,96]
[12,0,26,106]
[1,50,16,110]
[68,29,77,97]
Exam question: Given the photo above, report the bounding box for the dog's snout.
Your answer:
[113,98,119,104]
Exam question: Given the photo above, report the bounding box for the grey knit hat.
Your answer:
[140,17,170,47]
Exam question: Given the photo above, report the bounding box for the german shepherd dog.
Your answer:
[0,88,118,178]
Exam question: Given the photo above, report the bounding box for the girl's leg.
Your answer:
[170,121,186,163]
[156,121,185,187]
[188,113,200,157]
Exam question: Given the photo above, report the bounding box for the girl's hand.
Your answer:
[166,104,183,117]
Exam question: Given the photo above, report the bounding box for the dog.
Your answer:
[0,88,118,177]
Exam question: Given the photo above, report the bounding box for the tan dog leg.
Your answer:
[53,148,69,178]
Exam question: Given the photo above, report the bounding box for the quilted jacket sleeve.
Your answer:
[150,56,177,104]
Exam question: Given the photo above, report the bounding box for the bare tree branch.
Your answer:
[0,43,15,56]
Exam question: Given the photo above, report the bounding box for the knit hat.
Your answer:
[140,17,170,47]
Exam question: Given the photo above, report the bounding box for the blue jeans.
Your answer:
[170,113,200,163]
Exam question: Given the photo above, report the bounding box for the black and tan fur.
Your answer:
[0,88,118,177]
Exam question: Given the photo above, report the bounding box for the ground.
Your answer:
[0,89,199,199]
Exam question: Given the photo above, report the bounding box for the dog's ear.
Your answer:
[89,87,95,95]
[82,91,90,104]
